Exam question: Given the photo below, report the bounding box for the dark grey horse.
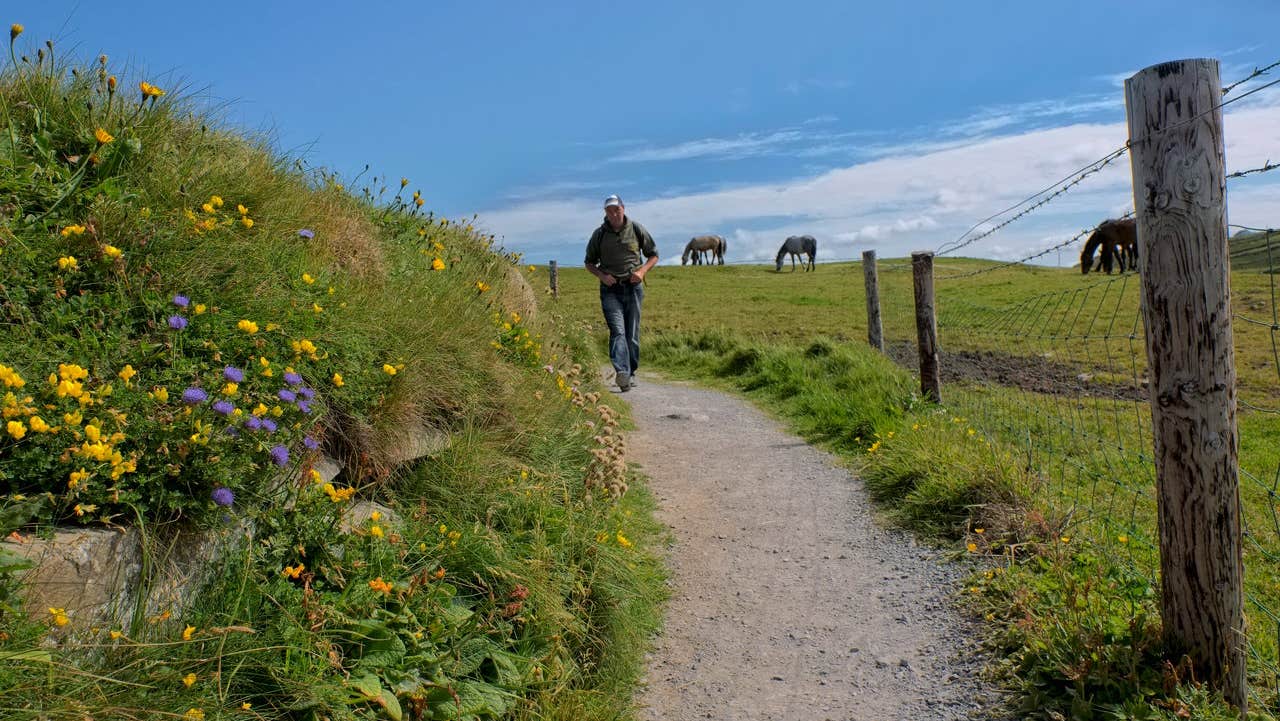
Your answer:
[775,235,816,272]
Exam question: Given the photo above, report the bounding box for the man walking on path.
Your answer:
[585,194,659,392]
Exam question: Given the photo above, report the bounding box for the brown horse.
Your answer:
[1080,218,1137,275]
[682,235,727,265]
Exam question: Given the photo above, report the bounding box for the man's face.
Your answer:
[605,204,625,228]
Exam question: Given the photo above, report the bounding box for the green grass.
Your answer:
[0,29,666,721]
[548,255,1280,719]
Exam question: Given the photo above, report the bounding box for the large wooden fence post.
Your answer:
[549,260,559,299]
[1125,58,1245,710]
[863,250,884,352]
[911,251,940,402]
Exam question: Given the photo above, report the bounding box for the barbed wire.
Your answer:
[935,147,1130,258]
[937,211,1136,280]
[936,60,1280,262]
[1227,160,1280,180]
[1222,59,1280,96]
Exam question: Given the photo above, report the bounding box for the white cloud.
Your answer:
[475,88,1280,267]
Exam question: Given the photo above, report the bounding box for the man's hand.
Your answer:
[600,273,618,286]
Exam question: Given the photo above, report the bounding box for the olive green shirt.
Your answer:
[585,217,658,278]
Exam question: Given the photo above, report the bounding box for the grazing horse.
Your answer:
[682,235,727,265]
[775,235,817,272]
[1080,218,1138,275]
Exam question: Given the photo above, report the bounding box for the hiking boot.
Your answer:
[617,372,631,392]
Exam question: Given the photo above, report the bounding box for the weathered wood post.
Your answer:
[1125,58,1245,710]
[911,251,940,402]
[863,250,884,352]
[549,260,559,299]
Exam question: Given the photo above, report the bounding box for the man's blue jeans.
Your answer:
[600,281,644,377]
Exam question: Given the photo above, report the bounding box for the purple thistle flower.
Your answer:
[303,436,319,450]
[277,389,297,403]
[243,416,263,431]
[212,400,235,416]
[297,400,312,414]
[261,418,278,433]
[269,445,289,467]
[211,487,234,507]
[168,315,188,330]
[182,387,208,404]
[223,366,245,383]
[172,294,190,308]
[298,229,315,239]
[283,371,303,386]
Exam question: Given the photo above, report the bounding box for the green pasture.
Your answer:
[551,255,1280,719]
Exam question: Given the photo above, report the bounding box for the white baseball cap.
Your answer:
[603,194,623,208]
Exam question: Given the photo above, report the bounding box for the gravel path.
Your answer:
[624,373,996,721]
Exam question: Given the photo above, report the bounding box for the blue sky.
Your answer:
[19,1,1280,266]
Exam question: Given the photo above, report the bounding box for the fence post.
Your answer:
[863,250,883,352]
[1125,58,1245,710]
[548,260,558,299]
[911,251,940,402]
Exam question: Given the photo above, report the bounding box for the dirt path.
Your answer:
[625,373,994,721]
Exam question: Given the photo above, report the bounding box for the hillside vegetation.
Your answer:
[0,25,665,720]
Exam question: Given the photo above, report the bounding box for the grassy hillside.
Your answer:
[551,256,1280,719]
[0,25,665,720]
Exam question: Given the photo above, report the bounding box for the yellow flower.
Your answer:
[150,386,169,402]
[201,202,215,214]
[222,382,238,396]
[616,532,632,548]
[301,272,315,284]
[368,577,392,594]
[966,542,978,553]
[415,197,424,207]
[73,503,97,517]
[974,528,985,534]
[241,703,252,710]
[117,365,136,384]
[332,373,344,387]
[94,128,114,144]
[312,303,323,314]
[48,607,69,627]
[1060,535,1071,544]
[239,217,254,229]
[281,563,305,579]
[182,672,197,687]
[183,709,204,721]
[209,195,223,208]
[60,224,87,238]
[475,281,491,293]
[401,177,409,187]
[181,624,196,641]
[10,24,23,40]
[84,424,101,443]
[68,468,89,489]
[7,420,26,439]
[369,525,384,538]
[237,319,259,334]
[236,204,248,215]
[370,511,382,522]
[431,257,445,271]
[109,630,122,640]
[57,256,79,270]
[382,364,397,376]
[193,303,206,315]
[139,81,166,98]
[28,416,51,433]
[1118,535,1129,544]
[102,244,122,259]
